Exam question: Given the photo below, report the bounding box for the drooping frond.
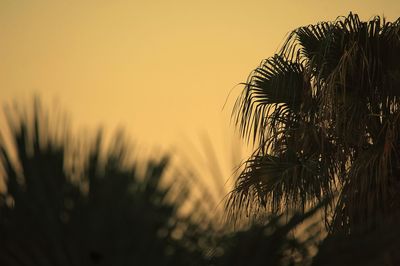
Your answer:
[233,54,307,146]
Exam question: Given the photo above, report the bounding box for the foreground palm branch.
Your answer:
[0,103,211,265]
[229,13,400,233]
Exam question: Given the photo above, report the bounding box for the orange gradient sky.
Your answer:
[1,0,399,160]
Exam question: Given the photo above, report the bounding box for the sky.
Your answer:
[1,0,399,181]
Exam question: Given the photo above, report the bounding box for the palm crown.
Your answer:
[229,13,400,233]
[0,103,211,265]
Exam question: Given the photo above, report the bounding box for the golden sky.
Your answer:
[1,0,399,159]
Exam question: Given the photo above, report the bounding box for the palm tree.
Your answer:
[228,13,400,234]
[0,101,212,265]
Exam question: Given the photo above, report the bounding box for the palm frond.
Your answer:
[233,54,307,146]
[0,101,213,265]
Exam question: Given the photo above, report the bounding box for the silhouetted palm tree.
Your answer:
[229,13,400,234]
[0,102,211,265]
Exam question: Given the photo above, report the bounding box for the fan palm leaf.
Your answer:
[0,101,212,265]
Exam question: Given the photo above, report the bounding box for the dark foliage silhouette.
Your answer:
[211,204,322,266]
[229,13,400,236]
[312,222,400,266]
[0,102,210,265]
